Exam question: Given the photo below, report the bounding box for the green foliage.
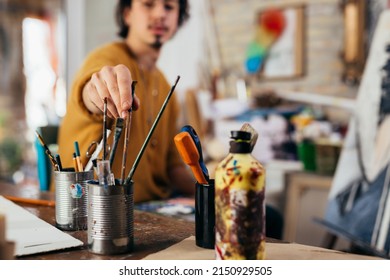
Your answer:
[0,137,22,175]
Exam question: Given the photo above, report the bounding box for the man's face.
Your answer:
[125,0,180,49]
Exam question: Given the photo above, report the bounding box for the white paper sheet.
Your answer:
[0,196,83,256]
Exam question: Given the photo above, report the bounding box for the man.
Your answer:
[57,0,195,202]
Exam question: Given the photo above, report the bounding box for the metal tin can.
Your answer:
[87,180,134,255]
[54,170,93,231]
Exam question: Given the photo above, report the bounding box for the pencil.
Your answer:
[73,152,79,172]
[74,141,84,172]
[4,196,55,207]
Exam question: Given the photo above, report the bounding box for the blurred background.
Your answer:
[0,0,388,249]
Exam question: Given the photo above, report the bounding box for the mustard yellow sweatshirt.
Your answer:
[57,41,184,202]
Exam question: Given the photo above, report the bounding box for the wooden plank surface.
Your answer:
[0,181,195,260]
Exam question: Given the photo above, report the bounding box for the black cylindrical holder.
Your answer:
[195,179,215,249]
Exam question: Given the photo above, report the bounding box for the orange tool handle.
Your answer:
[4,196,55,207]
[174,132,208,185]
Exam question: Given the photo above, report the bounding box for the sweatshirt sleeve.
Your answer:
[166,91,185,169]
[69,48,119,123]
[57,43,131,173]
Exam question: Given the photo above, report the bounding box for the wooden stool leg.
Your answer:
[322,232,338,249]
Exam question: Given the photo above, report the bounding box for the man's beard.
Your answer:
[151,36,163,50]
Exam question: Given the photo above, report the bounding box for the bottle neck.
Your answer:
[229,141,251,153]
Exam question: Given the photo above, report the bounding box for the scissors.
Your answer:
[84,130,112,171]
[177,125,209,182]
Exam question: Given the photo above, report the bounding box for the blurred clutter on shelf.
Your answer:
[187,84,349,179]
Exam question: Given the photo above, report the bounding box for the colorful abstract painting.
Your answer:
[245,8,286,74]
[245,6,305,79]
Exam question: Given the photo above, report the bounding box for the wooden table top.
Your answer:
[1,180,383,260]
[0,181,195,260]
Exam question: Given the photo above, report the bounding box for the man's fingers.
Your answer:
[100,66,122,117]
[86,83,104,112]
[85,65,140,118]
[115,64,134,114]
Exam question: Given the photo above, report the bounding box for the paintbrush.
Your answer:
[35,130,59,170]
[240,122,258,152]
[103,97,108,160]
[109,117,124,167]
[55,154,63,171]
[120,81,137,184]
[124,76,180,185]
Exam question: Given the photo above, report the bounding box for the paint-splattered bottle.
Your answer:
[215,130,266,260]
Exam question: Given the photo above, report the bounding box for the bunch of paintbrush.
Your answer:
[85,97,114,172]
[47,76,180,187]
[36,129,94,173]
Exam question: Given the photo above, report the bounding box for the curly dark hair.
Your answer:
[116,0,190,38]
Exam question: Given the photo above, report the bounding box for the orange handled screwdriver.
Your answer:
[174,131,208,185]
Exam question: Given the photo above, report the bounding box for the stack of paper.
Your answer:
[0,196,83,257]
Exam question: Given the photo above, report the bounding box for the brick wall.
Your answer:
[207,0,388,123]
[209,0,388,98]
[210,0,355,98]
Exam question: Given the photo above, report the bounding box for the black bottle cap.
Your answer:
[229,130,251,153]
[230,130,251,141]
